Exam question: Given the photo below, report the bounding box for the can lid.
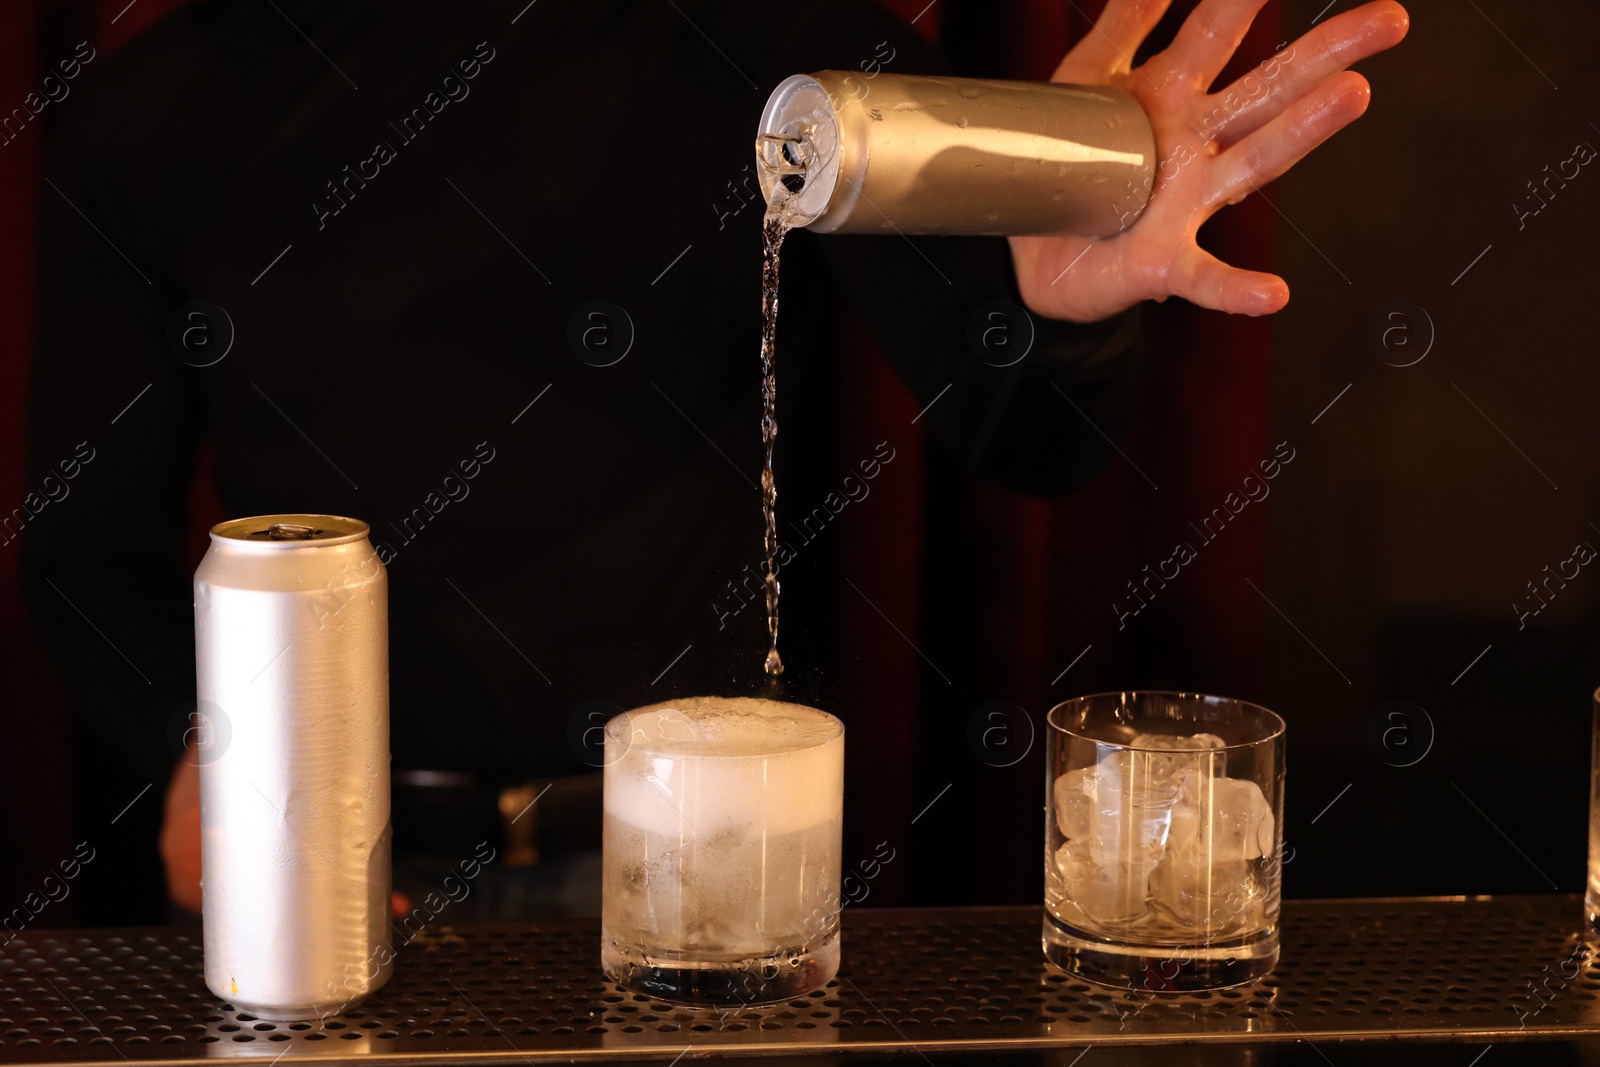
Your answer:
[755,74,844,228]
[211,514,370,547]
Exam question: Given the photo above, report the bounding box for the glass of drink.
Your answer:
[1587,688,1600,931]
[601,697,844,1004]
[1044,691,1285,990]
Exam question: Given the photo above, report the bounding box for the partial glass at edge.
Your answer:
[1044,691,1286,991]
[1586,688,1600,931]
[600,698,844,1005]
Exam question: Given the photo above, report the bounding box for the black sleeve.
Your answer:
[754,0,1146,496]
[21,46,202,788]
[812,231,1145,496]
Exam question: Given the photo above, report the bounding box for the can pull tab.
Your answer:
[255,523,324,540]
[756,133,811,174]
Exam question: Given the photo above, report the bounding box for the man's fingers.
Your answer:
[1205,70,1371,211]
[1154,0,1273,91]
[1199,1,1409,147]
[1168,244,1289,315]
[1055,0,1174,82]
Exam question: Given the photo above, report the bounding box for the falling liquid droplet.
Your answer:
[765,644,784,677]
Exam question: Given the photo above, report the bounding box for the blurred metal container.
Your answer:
[195,514,392,1021]
[756,71,1155,236]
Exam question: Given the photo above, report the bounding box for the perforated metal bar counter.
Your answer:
[4,896,1599,1064]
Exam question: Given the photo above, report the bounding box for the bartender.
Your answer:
[22,0,1408,921]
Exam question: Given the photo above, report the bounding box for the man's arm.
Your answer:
[748,0,1147,495]
[748,0,1406,493]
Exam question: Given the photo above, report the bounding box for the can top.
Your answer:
[755,74,844,229]
[210,514,370,548]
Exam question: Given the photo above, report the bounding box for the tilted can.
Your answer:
[195,514,392,1021]
[755,71,1155,237]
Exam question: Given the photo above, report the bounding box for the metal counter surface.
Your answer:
[3,897,1597,1063]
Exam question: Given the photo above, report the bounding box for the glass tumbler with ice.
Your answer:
[601,697,844,1004]
[1044,692,1285,990]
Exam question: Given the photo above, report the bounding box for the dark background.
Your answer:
[2,0,1596,921]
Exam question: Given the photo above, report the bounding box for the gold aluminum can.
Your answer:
[756,71,1155,237]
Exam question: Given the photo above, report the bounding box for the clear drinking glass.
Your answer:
[601,696,844,1004]
[1587,688,1600,930]
[1044,691,1285,990]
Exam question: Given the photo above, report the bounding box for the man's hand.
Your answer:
[160,747,204,913]
[1011,0,1409,322]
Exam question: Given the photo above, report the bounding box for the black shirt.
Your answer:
[23,0,1142,786]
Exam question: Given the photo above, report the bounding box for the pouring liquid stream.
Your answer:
[757,139,812,678]
[758,204,789,677]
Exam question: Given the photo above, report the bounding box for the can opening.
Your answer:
[757,133,810,174]
[757,134,812,197]
[252,523,326,540]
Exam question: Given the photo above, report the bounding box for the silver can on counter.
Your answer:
[194,514,392,1021]
[755,71,1156,237]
